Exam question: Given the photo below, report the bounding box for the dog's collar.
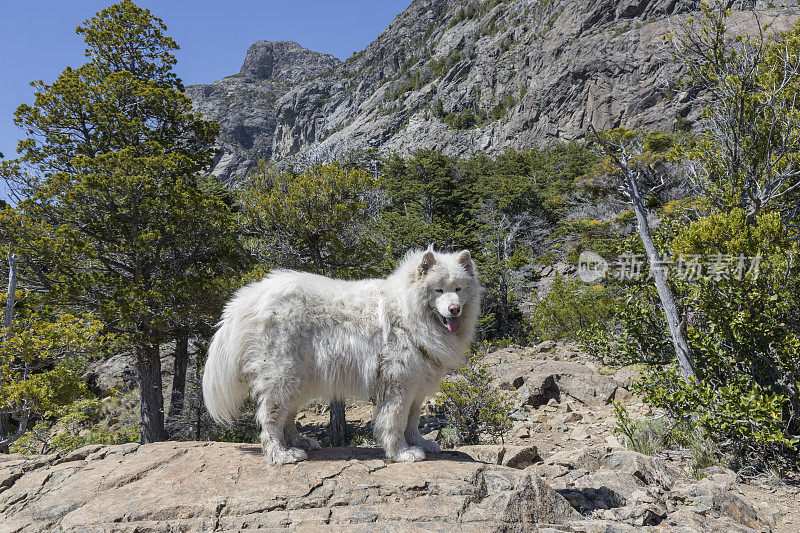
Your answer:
[393,323,443,368]
[417,345,442,368]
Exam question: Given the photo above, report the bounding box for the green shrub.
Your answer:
[584,285,674,366]
[636,369,797,454]
[612,210,800,462]
[436,345,512,446]
[612,402,671,455]
[491,94,517,120]
[686,431,726,478]
[613,402,728,477]
[11,393,139,455]
[529,274,618,345]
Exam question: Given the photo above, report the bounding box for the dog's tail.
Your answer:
[202,315,250,425]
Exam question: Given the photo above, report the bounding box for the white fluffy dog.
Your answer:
[202,248,480,464]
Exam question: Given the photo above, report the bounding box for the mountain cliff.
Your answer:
[188,0,800,181]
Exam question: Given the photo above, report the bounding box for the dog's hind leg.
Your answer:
[256,397,308,464]
[404,396,441,453]
[374,381,425,462]
[283,407,321,451]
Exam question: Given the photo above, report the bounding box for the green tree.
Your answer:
[239,161,382,278]
[0,1,229,443]
[378,150,478,257]
[656,209,800,450]
[603,6,800,459]
[162,175,241,435]
[0,304,107,449]
[472,173,538,341]
[238,161,383,446]
[665,4,800,452]
[668,2,800,223]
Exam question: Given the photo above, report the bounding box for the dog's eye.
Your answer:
[455,287,461,292]
[435,288,443,293]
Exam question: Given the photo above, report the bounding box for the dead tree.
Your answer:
[0,251,19,451]
[593,128,696,383]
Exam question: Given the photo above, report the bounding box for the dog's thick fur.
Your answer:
[202,248,480,464]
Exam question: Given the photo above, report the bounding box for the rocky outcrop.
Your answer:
[486,342,635,408]
[186,41,340,180]
[239,41,339,83]
[189,0,800,181]
[2,343,789,531]
[0,441,771,531]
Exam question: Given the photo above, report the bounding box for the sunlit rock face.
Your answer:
[188,0,800,181]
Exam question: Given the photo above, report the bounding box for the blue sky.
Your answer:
[0,1,411,160]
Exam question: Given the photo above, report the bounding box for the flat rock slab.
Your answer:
[0,442,577,532]
[0,442,772,532]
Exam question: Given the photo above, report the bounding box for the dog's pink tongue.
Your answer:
[446,316,461,334]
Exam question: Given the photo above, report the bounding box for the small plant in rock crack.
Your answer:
[436,344,513,446]
[612,401,672,456]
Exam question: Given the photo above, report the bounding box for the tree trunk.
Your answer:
[138,343,168,443]
[4,252,16,331]
[628,177,695,383]
[1,252,17,453]
[308,241,327,277]
[308,246,344,441]
[329,399,347,447]
[0,412,7,454]
[166,329,189,434]
[499,271,510,338]
[196,378,203,441]
[195,343,208,441]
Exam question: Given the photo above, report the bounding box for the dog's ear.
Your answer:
[419,250,436,276]
[458,250,475,276]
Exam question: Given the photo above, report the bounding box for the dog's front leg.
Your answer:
[374,380,425,462]
[404,397,441,453]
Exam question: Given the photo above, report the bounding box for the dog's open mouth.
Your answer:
[439,314,461,334]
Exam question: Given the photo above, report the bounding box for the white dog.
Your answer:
[202,248,480,464]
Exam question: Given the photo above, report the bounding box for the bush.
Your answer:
[612,210,800,463]
[436,345,512,446]
[11,393,139,455]
[0,308,111,449]
[613,402,728,477]
[612,402,671,456]
[529,274,618,345]
[636,368,797,455]
[584,285,675,366]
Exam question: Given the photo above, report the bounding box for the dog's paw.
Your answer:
[264,446,308,465]
[298,436,321,450]
[418,437,441,453]
[406,432,441,453]
[392,446,426,463]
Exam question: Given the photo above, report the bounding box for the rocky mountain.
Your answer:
[186,41,340,179]
[190,0,800,181]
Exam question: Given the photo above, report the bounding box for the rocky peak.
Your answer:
[189,0,800,181]
[239,40,340,84]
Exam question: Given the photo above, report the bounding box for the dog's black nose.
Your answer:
[449,304,461,315]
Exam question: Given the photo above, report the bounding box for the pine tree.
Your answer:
[0,1,232,443]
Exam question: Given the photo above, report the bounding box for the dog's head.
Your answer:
[412,247,481,336]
